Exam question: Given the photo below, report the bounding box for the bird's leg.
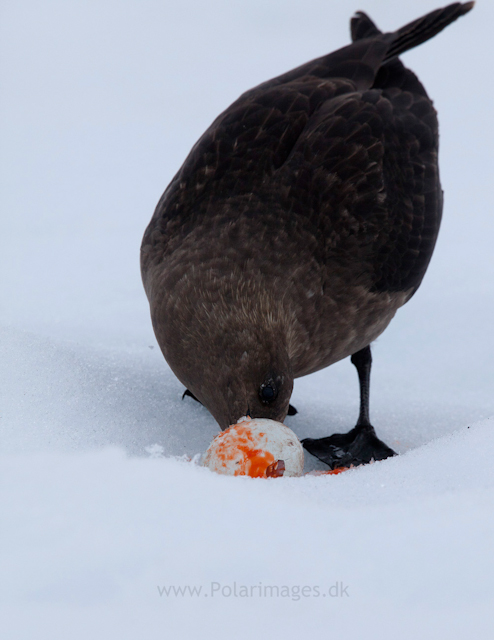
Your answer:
[302,345,396,469]
[352,345,372,428]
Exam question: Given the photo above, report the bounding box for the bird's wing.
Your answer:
[147,77,358,228]
[144,3,472,293]
[147,75,441,300]
[274,81,442,296]
[145,3,471,243]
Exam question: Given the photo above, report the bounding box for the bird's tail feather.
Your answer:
[384,2,474,61]
[351,12,381,42]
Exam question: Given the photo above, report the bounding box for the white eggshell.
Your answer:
[202,416,304,478]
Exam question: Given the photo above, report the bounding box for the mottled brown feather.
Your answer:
[141,3,472,429]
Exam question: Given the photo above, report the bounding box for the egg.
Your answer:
[202,416,304,478]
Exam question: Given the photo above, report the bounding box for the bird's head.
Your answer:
[145,253,295,430]
[152,287,293,429]
[174,323,293,430]
[197,343,294,430]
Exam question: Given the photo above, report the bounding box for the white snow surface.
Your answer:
[1,1,493,637]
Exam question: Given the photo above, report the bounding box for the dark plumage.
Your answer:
[141,3,473,468]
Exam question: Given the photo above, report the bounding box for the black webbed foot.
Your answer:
[301,425,396,470]
[182,389,298,416]
[303,345,396,469]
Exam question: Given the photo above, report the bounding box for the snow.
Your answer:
[2,424,494,639]
[1,0,493,637]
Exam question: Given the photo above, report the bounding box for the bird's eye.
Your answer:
[259,383,277,404]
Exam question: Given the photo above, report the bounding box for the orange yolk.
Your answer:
[314,467,349,475]
[212,424,275,478]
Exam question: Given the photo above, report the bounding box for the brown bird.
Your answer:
[141,3,474,469]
